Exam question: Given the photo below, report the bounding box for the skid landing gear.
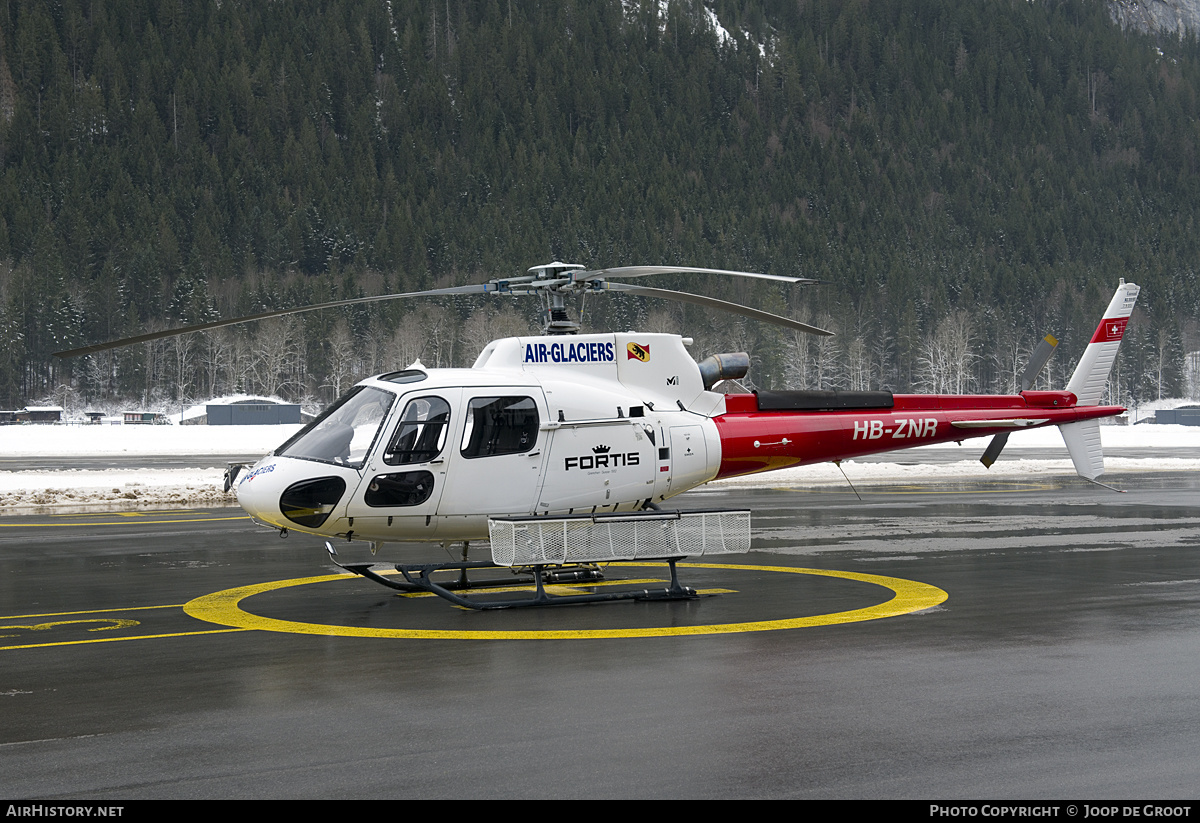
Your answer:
[326,542,699,610]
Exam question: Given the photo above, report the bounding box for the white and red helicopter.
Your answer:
[57,264,1139,608]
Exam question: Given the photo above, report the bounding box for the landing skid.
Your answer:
[327,546,700,610]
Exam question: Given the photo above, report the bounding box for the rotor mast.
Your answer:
[529,262,585,335]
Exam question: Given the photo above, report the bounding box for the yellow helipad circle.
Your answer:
[183,563,947,640]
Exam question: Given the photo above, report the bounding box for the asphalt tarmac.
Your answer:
[2,472,1199,799]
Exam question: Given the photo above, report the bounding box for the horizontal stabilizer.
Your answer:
[954,418,1050,429]
[1059,419,1105,480]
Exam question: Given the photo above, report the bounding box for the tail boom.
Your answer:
[710,281,1138,483]
[712,392,1122,480]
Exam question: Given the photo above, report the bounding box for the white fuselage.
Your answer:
[235,333,725,543]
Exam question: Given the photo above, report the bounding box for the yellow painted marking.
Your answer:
[0,628,247,651]
[0,618,141,638]
[1,605,183,621]
[0,604,244,651]
[51,509,204,518]
[0,516,249,528]
[396,577,674,598]
[183,564,947,640]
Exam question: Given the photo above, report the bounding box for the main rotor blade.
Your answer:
[599,282,834,336]
[574,266,820,285]
[53,284,493,359]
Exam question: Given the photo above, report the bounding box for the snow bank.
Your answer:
[0,424,297,513]
[0,469,235,512]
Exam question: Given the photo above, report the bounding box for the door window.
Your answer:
[459,396,539,458]
[384,396,451,465]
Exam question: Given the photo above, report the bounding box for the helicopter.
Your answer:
[56,264,1140,609]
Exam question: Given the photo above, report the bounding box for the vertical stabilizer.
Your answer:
[1065,280,1140,406]
[1058,281,1139,482]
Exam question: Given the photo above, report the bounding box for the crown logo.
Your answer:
[592,445,611,454]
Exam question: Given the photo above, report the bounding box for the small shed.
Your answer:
[17,406,63,423]
[1154,407,1200,426]
[123,411,163,424]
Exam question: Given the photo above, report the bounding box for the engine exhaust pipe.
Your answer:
[697,352,750,390]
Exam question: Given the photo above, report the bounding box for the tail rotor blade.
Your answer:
[983,334,1058,468]
[1019,334,1059,392]
[980,432,1009,469]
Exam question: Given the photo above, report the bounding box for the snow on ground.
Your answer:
[0,469,238,512]
[1,421,1198,514]
[0,424,302,513]
[0,422,302,456]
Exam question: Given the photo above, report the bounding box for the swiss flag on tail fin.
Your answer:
[1090,317,1128,344]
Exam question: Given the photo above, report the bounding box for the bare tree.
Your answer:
[641,308,680,335]
[810,314,843,390]
[784,329,810,389]
[460,304,534,359]
[1156,328,1171,400]
[323,321,360,400]
[917,311,975,393]
[384,314,430,371]
[198,329,237,399]
[171,334,194,402]
[410,305,456,367]
[252,317,301,398]
[992,331,1026,395]
[845,336,871,391]
[230,333,256,395]
[1185,350,1200,401]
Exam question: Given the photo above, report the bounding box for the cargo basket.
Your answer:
[487,509,751,567]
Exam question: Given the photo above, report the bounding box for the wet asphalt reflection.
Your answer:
[2,471,1198,798]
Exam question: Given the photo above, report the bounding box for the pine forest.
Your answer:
[2,0,1199,414]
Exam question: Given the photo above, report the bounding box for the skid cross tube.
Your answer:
[330,552,699,609]
[389,558,698,610]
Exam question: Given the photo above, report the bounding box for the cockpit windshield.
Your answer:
[275,386,394,469]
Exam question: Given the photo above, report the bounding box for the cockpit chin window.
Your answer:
[275,386,395,469]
